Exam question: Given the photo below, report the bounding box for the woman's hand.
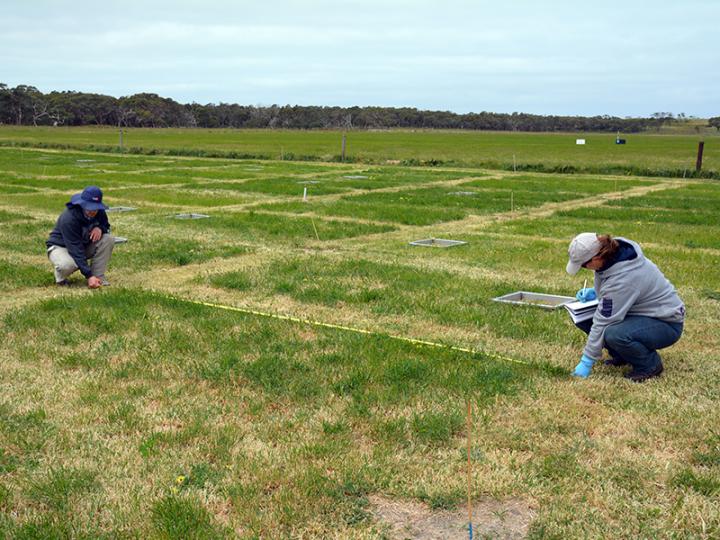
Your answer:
[575,287,597,303]
[572,354,595,378]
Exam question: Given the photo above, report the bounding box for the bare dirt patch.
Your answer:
[369,495,535,540]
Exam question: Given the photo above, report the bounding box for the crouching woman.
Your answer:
[566,233,685,382]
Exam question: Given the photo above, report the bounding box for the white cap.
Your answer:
[566,233,601,275]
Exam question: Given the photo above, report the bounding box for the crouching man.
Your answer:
[46,185,114,289]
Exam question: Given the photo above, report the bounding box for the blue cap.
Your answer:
[70,186,108,211]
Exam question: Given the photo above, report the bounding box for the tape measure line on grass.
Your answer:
[168,295,528,366]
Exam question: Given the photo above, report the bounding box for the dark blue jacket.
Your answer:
[46,204,111,278]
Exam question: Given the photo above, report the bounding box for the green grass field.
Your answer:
[0,125,717,177]
[0,131,719,539]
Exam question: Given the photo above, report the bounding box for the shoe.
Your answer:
[624,363,663,383]
[604,357,628,367]
[56,280,70,287]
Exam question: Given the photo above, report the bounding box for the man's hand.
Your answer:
[89,227,102,243]
[88,276,103,289]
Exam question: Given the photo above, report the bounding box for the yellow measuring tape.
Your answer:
[173,296,528,366]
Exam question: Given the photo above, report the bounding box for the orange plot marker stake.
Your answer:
[467,399,474,540]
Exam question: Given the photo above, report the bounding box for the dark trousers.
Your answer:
[575,316,683,374]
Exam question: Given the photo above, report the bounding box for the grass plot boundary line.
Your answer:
[167,294,529,366]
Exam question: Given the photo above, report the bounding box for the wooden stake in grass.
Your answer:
[696,141,705,172]
[467,399,474,540]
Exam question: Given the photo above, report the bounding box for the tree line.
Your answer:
[0,83,707,132]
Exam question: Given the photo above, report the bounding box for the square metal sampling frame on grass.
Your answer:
[409,238,467,248]
[492,291,575,310]
[172,213,210,219]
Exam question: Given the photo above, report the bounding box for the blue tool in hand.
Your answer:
[576,278,596,302]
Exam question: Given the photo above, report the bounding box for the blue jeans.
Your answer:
[575,316,683,374]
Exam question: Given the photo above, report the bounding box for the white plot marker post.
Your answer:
[303,187,308,201]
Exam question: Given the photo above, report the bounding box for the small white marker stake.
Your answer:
[303,187,307,201]
[311,217,320,241]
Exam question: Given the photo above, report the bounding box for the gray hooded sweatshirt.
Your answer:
[584,238,685,360]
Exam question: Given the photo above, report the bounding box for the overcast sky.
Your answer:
[2,0,718,117]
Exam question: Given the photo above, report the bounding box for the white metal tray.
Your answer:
[492,291,575,310]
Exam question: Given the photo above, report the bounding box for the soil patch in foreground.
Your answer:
[370,495,535,540]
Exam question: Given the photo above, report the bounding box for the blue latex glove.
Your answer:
[575,287,597,303]
[572,354,595,378]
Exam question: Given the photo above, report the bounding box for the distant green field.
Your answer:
[0,125,717,176]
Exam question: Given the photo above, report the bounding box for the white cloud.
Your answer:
[1,0,718,116]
